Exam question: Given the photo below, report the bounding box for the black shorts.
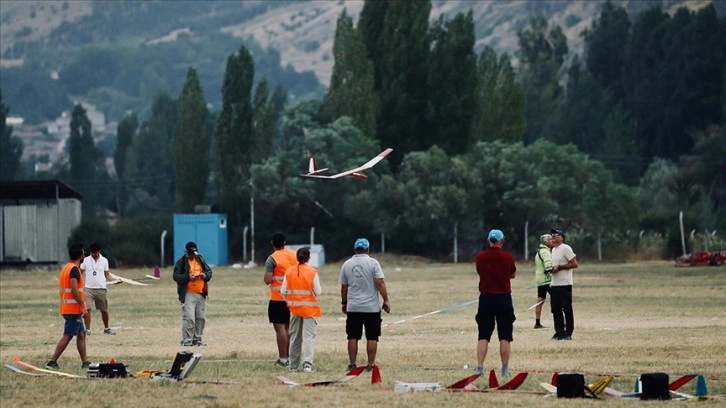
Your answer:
[475,293,515,342]
[346,312,382,341]
[537,285,549,299]
[268,300,290,324]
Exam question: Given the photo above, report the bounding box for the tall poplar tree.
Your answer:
[113,113,137,217]
[173,67,209,212]
[251,77,275,160]
[215,45,255,231]
[375,0,431,165]
[358,0,389,91]
[517,16,568,144]
[69,103,106,216]
[322,9,377,139]
[475,47,524,143]
[425,11,478,154]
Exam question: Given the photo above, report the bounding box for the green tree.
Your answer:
[474,47,524,143]
[375,0,431,165]
[517,16,568,144]
[582,0,631,101]
[0,88,23,181]
[358,0,389,91]
[215,45,255,227]
[68,103,108,217]
[123,92,177,216]
[252,77,275,160]
[173,67,209,212]
[321,9,378,139]
[425,11,478,154]
[113,113,137,217]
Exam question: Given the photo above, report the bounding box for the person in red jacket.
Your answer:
[474,229,516,377]
[46,244,90,370]
[281,247,322,373]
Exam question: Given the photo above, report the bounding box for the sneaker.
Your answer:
[45,360,59,370]
[289,366,298,373]
[302,362,315,373]
[534,323,546,329]
[551,334,563,340]
[103,328,115,335]
[562,335,572,340]
[81,361,91,369]
[346,363,357,372]
[473,366,484,375]
[365,364,376,373]
[180,341,193,347]
[85,330,91,336]
[192,341,207,346]
[275,359,289,367]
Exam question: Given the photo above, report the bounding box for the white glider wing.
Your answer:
[301,148,393,180]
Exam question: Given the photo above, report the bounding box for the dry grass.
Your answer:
[1,259,725,407]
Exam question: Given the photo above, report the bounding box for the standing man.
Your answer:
[474,229,516,377]
[173,241,213,347]
[339,238,390,372]
[533,234,553,329]
[81,243,115,335]
[46,244,91,370]
[281,247,321,373]
[549,228,578,340]
[263,232,297,367]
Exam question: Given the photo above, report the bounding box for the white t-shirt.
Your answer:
[81,254,110,289]
[550,243,576,287]
[339,254,385,313]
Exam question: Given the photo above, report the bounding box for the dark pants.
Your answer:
[550,285,573,337]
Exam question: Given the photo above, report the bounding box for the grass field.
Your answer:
[1,258,725,407]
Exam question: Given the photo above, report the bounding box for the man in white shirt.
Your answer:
[549,229,578,340]
[80,243,115,335]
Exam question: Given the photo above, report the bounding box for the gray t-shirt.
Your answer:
[339,254,385,313]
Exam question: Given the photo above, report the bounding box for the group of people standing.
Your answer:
[264,233,390,373]
[473,228,578,376]
[47,228,575,376]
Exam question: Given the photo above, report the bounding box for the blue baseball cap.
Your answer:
[488,229,504,243]
[353,238,370,250]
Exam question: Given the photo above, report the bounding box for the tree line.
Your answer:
[1,0,724,264]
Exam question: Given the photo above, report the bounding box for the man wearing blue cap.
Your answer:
[474,229,516,377]
[339,237,390,372]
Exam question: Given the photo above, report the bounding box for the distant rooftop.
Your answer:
[0,179,82,201]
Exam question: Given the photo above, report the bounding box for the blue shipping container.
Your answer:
[173,214,228,266]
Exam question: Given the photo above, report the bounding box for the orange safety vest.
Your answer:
[186,257,205,294]
[284,263,321,318]
[59,262,85,315]
[269,249,297,301]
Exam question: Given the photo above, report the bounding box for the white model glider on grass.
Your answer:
[301,148,393,180]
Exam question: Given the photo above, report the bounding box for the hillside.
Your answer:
[0,0,720,123]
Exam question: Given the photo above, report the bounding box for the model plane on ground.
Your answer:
[301,148,393,180]
[394,370,529,393]
[278,365,366,387]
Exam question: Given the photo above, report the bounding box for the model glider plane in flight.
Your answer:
[301,148,393,180]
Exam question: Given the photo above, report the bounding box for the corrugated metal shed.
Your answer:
[0,180,82,265]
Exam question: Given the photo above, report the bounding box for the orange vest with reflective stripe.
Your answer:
[59,262,85,315]
[269,249,297,301]
[284,263,321,318]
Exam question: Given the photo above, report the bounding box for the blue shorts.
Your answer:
[62,314,85,336]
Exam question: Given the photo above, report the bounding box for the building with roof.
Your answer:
[0,180,82,266]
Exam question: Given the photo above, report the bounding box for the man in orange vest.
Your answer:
[46,244,91,370]
[281,247,321,373]
[173,241,213,347]
[263,232,298,367]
